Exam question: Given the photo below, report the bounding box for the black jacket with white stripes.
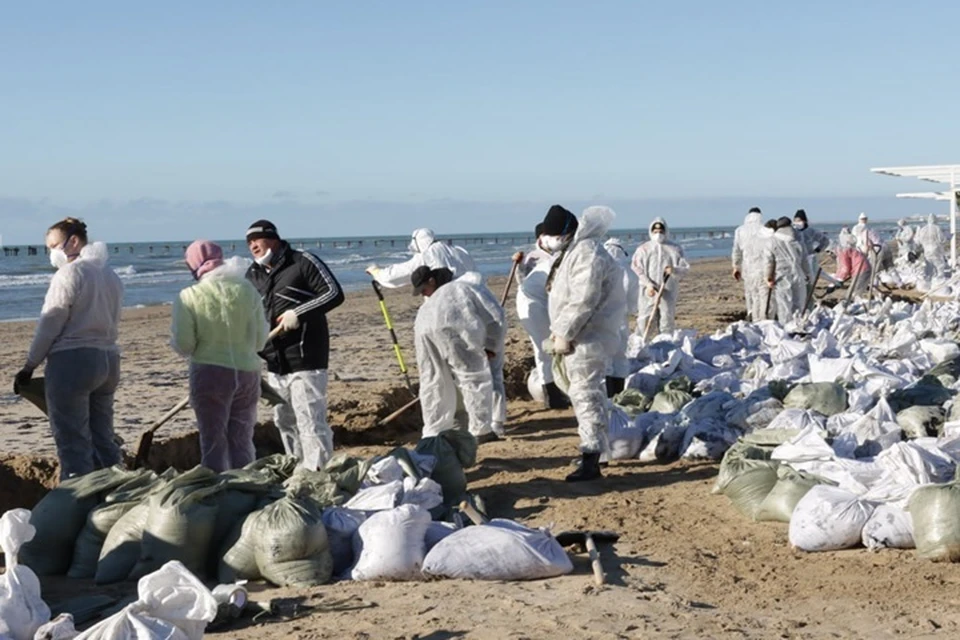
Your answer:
[246,241,345,374]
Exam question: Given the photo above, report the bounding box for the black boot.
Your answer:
[543,382,571,409]
[565,453,603,482]
[605,376,625,398]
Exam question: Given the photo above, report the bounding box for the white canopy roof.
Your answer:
[896,191,952,201]
[871,165,960,184]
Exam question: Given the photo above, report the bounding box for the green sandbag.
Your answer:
[96,503,151,584]
[783,382,847,417]
[897,405,946,440]
[129,466,221,580]
[68,470,163,579]
[650,389,693,415]
[613,389,653,417]
[283,468,350,509]
[661,376,693,394]
[415,429,478,508]
[755,467,833,523]
[219,507,266,583]
[21,466,142,576]
[211,468,285,559]
[322,454,376,497]
[888,375,955,413]
[722,465,780,520]
[909,479,960,562]
[714,438,785,495]
[253,495,333,587]
[243,454,301,482]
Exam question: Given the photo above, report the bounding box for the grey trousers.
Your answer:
[45,347,122,479]
[189,363,259,473]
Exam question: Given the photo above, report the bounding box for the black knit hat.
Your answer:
[541,205,579,236]
[749,207,762,214]
[794,209,808,223]
[776,216,793,229]
[246,219,280,241]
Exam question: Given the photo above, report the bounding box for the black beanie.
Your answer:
[794,209,808,223]
[246,219,280,241]
[776,216,793,229]
[749,206,762,214]
[535,222,545,237]
[542,205,578,236]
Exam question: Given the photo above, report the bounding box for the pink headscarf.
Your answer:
[185,240,224,280]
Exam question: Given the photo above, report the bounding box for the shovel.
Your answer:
[640,272,671,344]
[14,376,47,416]
[500,252,524,306]
[554,530,621,586]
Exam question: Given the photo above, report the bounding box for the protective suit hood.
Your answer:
[928,214,937,225]
[574,206,616,242]
[603,237,628,260]
[648,217,669,237]
[78,241,110,267]
[744,212,762,226]
[411,228,437,254]
[204,256,252,281]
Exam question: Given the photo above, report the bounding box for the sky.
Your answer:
[1,0,958,243]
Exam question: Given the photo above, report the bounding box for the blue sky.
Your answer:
[1,0,957,243]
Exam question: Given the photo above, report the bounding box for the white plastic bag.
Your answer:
[32,614,77,640]
[351,505,431,581]
[422,519,573,581]
[74,561,216,640]
[0,509,51,640]
[345,480,403,511]
[788,485,875,552]
[861,505,914,551]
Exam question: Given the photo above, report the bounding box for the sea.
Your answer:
[0,219,918,322]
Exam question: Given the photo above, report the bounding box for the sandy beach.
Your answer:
[2,256,957,639]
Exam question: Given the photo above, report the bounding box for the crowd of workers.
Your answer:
[12,208,950,486]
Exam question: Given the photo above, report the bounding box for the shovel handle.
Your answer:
[459,500,489,526]
[148,395,192,435]
[268,325,284,340]
[586,533,605,586]
[500,253,524,307]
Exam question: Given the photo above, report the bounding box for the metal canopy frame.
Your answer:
[871,165,960,266]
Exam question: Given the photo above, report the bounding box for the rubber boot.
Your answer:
[543,382,571,410]
[605,376,625,399]
[565,452,603,482]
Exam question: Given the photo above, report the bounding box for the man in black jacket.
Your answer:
[245,219,345,470]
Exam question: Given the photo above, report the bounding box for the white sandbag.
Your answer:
[345,480,403,511]
[680,420,740,460]
[765,408,826,432]
[0,509,51,640]
[422,520,572,581]
[919,338,960,364]
[605,406,647,461]
[33,614,77,640]
[807,354,855,384]
[364,457,406,486]
[351,505,431,581]
[424,522,458,553]
[861,504,914,551]
[725,396,784,431]
[73,561,216,640]
[771,426,835,463]
[788,485,875,552]
[400,477,444,511]
[770,339,811,364]
[321,507,368,578]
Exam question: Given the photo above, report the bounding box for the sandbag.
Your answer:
[73,561,216,640]
[722,466,780,521]
[896,405,945,440]
[714,436,791,495]
[422,520,573,581]
[612,389,653,417]
[252,495,332,588]
[21,466,139,576]
[756,467,831,523]
[887,375,955,413]
[680,421,740,460]
[68,470,163,579]
[649,389,693,415]
[909,479,960,561]
[130,467,220,580]
[783,382,847,417]
[95,503,150,585]
[725,396,784,431]
[321,507,369,578]
[861,504,915,551]
[0,509,51,640]
[217,510,262,584]
[415,430,477,508]
[425,522,459,553]
[605,407,646,461]
[788,485,874,552]
[351,505,431,581]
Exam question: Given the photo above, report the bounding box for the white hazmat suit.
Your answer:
[415,272,506,439]
[764,226,811,323]
[516,243,557,389]
[915,214,946,275]
[371,229,476,288]
[631,218,690,337]
[603,238,635,380]
[732,211,768,321]
[896,219,915,259]
[547,206,627,454]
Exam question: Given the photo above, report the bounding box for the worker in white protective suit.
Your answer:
[367,228,476,288]
[793,209,830,279]
[514,221,570,409]
[603,237,635,397]
[896,219,916,260]
[851,212,881,255]
[764,217,811,322]
[915,214,947,276]
[631,217,690,339]
[413,266,507,444]
[732,207,768,321]
[544,205,627,482]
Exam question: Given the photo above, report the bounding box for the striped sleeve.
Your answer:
[293,250,345,317]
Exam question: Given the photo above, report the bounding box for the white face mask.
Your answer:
[254,248,274,266]
[50,248,69,269]
[651,231,665,244]
[541,235,567,254]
